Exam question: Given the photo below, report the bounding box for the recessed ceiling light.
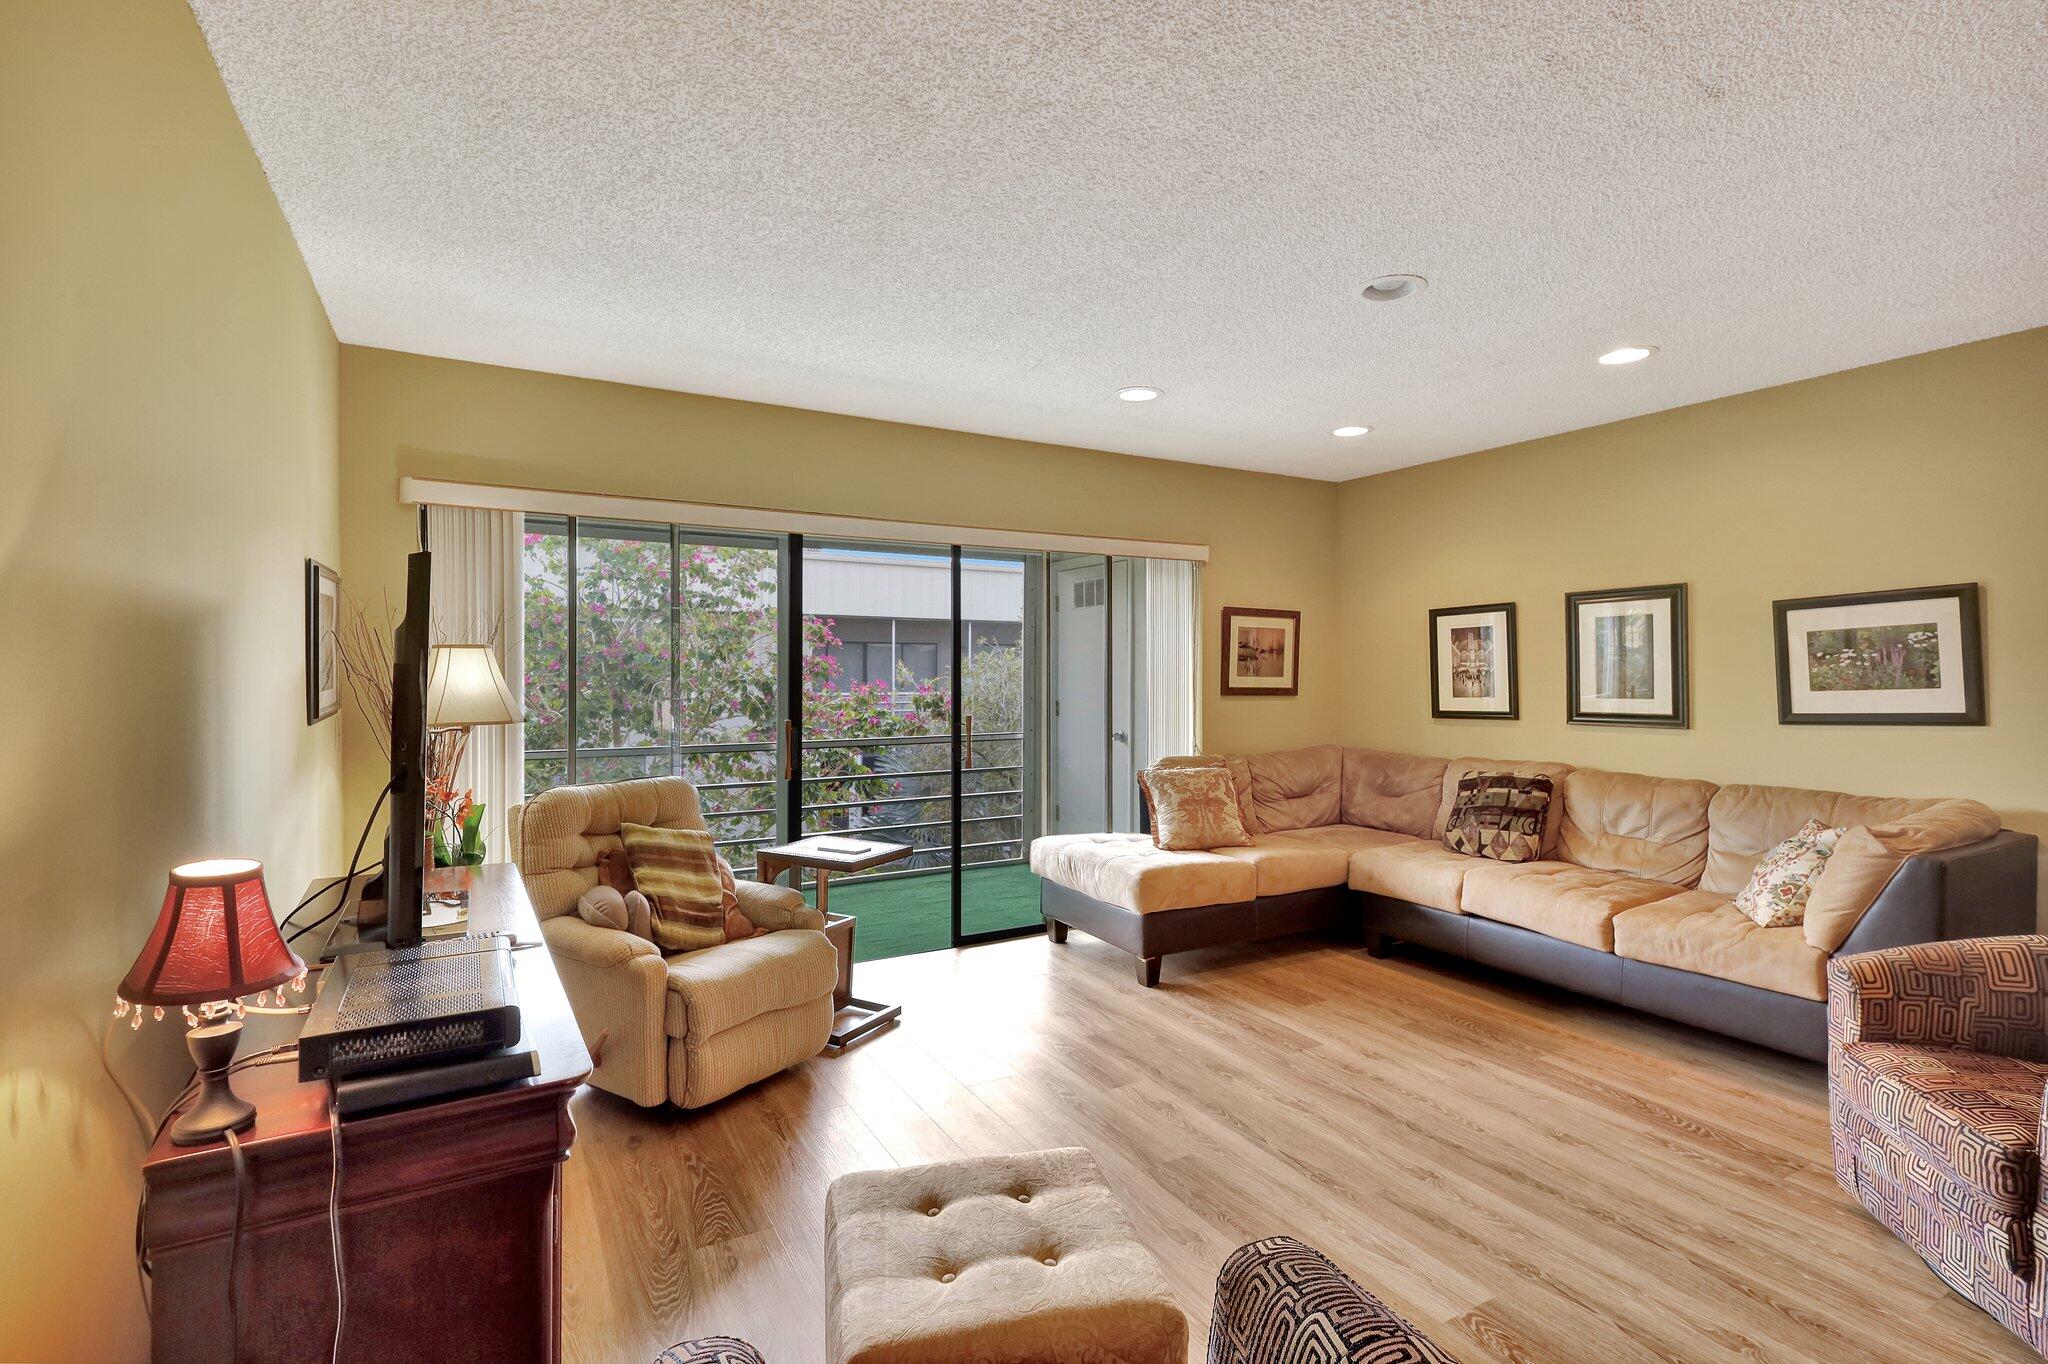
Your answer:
[1116,386,1161,402]
[1361,274,1427,302]
[1332,425,1372,438]
[1597,345,1657,365]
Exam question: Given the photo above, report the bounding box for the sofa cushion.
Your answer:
[1461,861,1687,952]
[1612,890,1829,999]
[1834,1042,2046,1220]
[1137,765,1254,850]
[1217,834,1352,897]
[663,928,838,1042]
[1029,833,1255,913]
[1700,783,1937,896]
[1434,758,1575,856]
[1556,769,1717,886]
[1732,818,1843,928]
[1348,842,1477,914]
[1278,825,1425,855]
[1240,746,1342,833]
[1340,749,1448,838]
[1802,799,2003,951]
[1442,771,1555,863]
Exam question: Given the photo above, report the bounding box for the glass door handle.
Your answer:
[782,718,794,781]
[1111,730,1130,743]
[963,714,974,769]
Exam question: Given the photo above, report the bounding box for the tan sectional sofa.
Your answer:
[1030,746,2037,1059]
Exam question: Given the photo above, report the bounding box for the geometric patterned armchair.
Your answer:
[1829,935,2048,1355]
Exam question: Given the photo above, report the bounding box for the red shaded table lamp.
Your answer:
[117,859,307,1145]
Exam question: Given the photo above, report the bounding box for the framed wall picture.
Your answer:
[1221,606,1300,696]
[1428,602,1517,719]
[306,558,340,723]
[1773,582,1983,725]
[1566,583,1689,727]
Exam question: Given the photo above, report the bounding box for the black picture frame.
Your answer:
[1565,583,1689,728]
[306,558,340,723]
[1428,602,1518,720]
[1773,582,1984,725]
[1221,606,1301,697]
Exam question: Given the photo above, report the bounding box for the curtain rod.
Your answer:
[397,477,1211,562]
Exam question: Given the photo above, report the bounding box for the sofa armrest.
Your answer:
[1208,1236,1457,1364]
[542,912,660,969]
[1829,935,2048,1058]
[735,878,825,932]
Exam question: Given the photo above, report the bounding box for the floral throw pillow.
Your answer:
[1138,765,1254,851]
[1443,771,1554,863]
[1735,818,1845,927]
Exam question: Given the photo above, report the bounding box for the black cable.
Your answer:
[134,1047,302,1324]
[287,781,392,948]
[328,1105,347,1364]
[223,1129,247,1364]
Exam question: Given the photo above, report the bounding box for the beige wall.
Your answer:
[337,346,1343,819]
[1334,328,2048,920]
[0,3,343,1359]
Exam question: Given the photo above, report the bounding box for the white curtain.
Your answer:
[1142,559,1202,760]
[426,505,525,863]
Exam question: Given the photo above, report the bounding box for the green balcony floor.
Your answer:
[805,861,1042,962]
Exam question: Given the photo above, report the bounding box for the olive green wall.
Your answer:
[337,345,1344,823]
[1333,328,2048,921]
[0,3,343,1359]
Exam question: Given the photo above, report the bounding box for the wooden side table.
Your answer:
[754,837,911,1049]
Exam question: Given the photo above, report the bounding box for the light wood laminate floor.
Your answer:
[560,931,2031,1363]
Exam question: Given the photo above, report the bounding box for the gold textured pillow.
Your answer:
[1138,765,1253,851]
[619,823,728,952]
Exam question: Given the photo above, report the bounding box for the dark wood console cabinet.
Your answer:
[141,864,591,1363]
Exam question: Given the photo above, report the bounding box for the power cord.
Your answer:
[223,1129,247,1364]
[134,1045,301,1318]
[288,781,393,949]
[328,1101,347,1364]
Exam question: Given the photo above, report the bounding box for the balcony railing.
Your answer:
[524,730,1028,886]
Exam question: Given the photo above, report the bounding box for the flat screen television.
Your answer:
[360,549,431,949]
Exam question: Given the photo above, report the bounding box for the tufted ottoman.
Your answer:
[824,1147,1187,1364]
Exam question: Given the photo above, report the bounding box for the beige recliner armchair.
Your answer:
[513,776,837,1108]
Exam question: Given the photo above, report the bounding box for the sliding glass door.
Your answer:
[789,538,1044,954]
[794,540,958,958]
[958,549,1041,940]
[520,513,1202,962]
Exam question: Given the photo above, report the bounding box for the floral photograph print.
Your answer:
[1429,602,1517,719]
[1566,583,1688,727]
[1221,606,1300,695]
[1774,583,1983,724]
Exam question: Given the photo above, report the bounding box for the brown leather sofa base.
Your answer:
[1039,830,2038,1060]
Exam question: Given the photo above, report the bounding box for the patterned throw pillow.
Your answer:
[619,823,729,952]
[1138,765,1254,851]
[1735,818,1844,927]
[1442,771,1554,862]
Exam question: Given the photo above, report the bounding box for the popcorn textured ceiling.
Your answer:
[189,2,2047,480]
